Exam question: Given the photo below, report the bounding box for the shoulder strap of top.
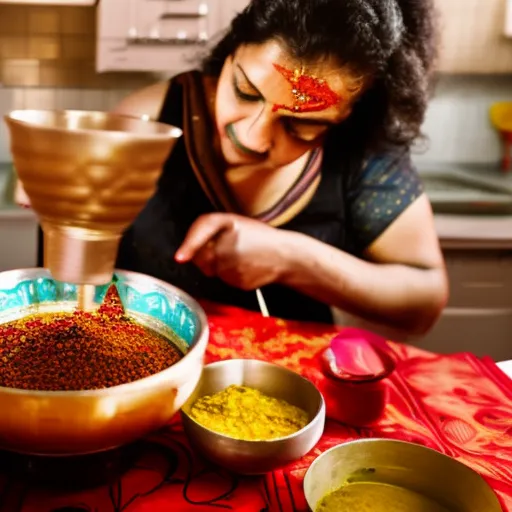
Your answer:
[156,75,184,128]
[172,70,242,214]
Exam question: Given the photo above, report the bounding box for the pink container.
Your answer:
[319,328,396,427]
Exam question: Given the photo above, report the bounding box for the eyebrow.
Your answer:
[235,63,264,97]
[234,62,341,126]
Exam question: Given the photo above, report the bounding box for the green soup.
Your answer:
[316,481,452,512]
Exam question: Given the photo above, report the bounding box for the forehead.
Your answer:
[232,40,365,117]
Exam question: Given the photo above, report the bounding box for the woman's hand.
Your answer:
[14,178,31,209]
[175,213,293,290]
[175,197,448,337]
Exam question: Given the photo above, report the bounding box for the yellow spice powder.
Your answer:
[189,385,309,440]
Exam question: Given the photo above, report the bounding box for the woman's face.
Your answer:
[215,39,365,169]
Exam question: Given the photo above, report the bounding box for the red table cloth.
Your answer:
[3,301,512,512]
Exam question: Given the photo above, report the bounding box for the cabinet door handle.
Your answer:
[462,281,504,289]
[160,12,207,19]
[159,2,208,19]
[443,307,512,316]
[127,36,208,45]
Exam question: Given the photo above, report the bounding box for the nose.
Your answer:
[232,113,273,156]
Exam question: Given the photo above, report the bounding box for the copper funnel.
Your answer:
[4,110,182,285]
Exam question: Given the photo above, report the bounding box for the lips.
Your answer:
[225,123,265,159]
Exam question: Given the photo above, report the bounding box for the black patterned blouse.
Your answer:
[116,72,424,324]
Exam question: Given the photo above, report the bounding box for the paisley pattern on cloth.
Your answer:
[1,301,511,512]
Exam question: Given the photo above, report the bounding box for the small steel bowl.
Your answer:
[181,359,326,474]
[304,438,502,512]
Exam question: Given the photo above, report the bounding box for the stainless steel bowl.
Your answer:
[0,268,209,456]
[181,359,326,474]
[304,438,502,511]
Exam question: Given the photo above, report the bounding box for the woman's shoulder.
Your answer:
[111,81,171,120]
[357,146,418,185]
[110,70,204,120]
[363,145,413,165]
[347,146,424,250]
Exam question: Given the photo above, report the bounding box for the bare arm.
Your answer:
[279,194,448,335]
[176,193,448,336]
[110,81,169,119]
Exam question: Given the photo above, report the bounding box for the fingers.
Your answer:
[175,214,236,263]
[14,181,31,209]
[191,240,217,277]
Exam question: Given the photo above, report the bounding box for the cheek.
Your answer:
[215,83,248,137]
[270,134,317,167]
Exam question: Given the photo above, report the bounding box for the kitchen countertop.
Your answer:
[433,215,512,248]
[433,207,512,247]
[417,161,512,247]
[418,161,512,188]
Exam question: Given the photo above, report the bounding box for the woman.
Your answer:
[113,0,448,334]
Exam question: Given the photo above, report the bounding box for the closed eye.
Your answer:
[233,77,261,103]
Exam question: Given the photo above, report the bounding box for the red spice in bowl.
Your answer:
[0,287,183,391]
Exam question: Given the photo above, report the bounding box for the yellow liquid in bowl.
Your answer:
[316,481,452,512]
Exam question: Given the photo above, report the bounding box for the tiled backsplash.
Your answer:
[413,75,512,167]
[0,4,154,89]
[0,86,135,160]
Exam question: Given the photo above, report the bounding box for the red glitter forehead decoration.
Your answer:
[272,63,341,114]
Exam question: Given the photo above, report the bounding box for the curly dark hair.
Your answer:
[203,0,438,152]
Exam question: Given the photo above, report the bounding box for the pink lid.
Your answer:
[322,328,396,382]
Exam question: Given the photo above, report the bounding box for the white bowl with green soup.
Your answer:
[304,438,502,512]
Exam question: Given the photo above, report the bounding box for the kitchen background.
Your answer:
[0,0,512,360]
[0,0,510,165]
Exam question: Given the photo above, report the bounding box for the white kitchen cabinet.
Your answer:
[334,248,512,361]
[0,0,94,4]
[419,307,512,360]
[97,38,204,74]
[97,0,512,75]
[96,0,249,73]
[419,249,512,361]
[436,0,512,74]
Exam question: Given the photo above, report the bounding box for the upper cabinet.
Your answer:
[0,1,95,4]
[97,0,512,75]
[436,0,512,73]
[96,0,250,73]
